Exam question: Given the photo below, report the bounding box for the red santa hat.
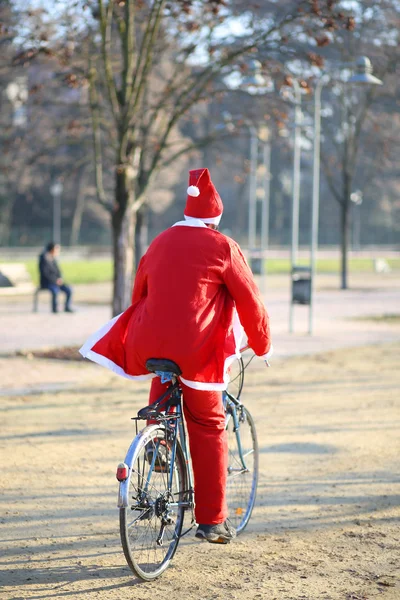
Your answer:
[184,168,223,226]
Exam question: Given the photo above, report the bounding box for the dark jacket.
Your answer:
[39,252,62,287]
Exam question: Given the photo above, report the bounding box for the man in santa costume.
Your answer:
[80,168,272,544]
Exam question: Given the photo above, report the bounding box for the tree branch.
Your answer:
[120,0,135,105]
[98,0,120,121]
[143,11,300,184]
[320,151,343,205]
[88,56,112,213]
[159,131,236,169]
[125,0,165,123]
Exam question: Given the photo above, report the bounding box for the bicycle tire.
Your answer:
[119,425,187,580]
[225,406,258,534]
[226,356,244,400]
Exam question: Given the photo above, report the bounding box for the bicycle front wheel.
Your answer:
[226,356,244,400]
[225,406,258,534]
[119,425,187,581]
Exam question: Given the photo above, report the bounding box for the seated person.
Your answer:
[39,242,73,313]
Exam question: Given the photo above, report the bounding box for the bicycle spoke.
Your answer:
[225,407,258,533]
[120,425,187,580]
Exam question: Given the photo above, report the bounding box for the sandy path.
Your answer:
[1,273,400,356]
[1,343,399,599]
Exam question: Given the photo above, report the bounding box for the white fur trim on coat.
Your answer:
[172,218,207,228]
[180,377,228,391]
[261,344,274,361]
[80,300,244,392]
[183,214,222,226]
[84,350,155,381]
[79,313,156,381]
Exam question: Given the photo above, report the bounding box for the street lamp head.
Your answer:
[350,190,363,205]
[241,59,267,89]
[348,56,383,86]
[222,111,233,124]
[214,111,236,132]
[50,181,64,197]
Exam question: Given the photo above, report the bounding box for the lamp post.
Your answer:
[309,56,383,332]
[260,127,271,276]
[220,111,258,254]
[243,64,303,329]
[241,61,306,303]
[50,180,64,244]
[350,189,363,251]
[288,77,303,333]
[248,122,258,254]
[6,77,28,128]
[246,69,305,331]
[309,73,329,335]
[240,61,274,281]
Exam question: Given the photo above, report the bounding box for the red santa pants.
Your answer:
[149,378,228,525]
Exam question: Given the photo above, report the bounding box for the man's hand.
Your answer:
[57,278,63,285]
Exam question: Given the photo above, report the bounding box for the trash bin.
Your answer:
[291,266,311,305]
[250,257,262,275]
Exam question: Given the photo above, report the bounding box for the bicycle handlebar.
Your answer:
[240,343,271,367]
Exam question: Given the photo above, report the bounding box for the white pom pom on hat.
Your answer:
[187,185,200,197]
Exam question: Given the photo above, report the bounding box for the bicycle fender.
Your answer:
[117,424,162,508]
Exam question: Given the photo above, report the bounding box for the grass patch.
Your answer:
[2,256,399,285]
[353,314,400,324]
[266,257,400,274]
[17,346,82,361]
[24,259,113,285]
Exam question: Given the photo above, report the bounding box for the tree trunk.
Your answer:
[340,176,351,290]
[0,189,14,246]
[69,167,88,246]
[0,211,12,246]
[111,167,136,316]
[135,205,149,270]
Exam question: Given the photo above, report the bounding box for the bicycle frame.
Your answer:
[224,391,250,472]
[119,349,252,512]
[167,402,195,515]
[118,380,194,513]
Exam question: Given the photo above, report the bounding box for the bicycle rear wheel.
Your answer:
[119,425,187,580]
[225,406,258,534]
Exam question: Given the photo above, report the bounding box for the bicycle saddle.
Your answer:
[137,404,165,420]
[146,358,182,376]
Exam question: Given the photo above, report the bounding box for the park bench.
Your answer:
[0,263,54,311]
[32,287,55,312]
[0,263,35,295]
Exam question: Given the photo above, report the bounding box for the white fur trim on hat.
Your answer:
[184,214,222,226]
[187,185,200,197]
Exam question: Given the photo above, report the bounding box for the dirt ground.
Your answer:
[1,342,399,600]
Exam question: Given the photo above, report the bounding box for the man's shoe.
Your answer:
[65,307,75,313]
[195,521,236,544]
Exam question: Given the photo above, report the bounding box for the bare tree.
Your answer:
[10,0,347,313]
[87,0,349,314]
[315,0,400,288]
[1,2,94,247]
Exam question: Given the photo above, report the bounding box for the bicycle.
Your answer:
[116,348,258,581]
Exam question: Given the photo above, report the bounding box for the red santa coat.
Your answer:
[80,219,271,390]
